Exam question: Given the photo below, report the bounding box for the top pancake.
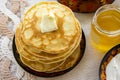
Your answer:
[20,1,82,53]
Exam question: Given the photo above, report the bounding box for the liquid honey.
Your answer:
[91,9,120,52]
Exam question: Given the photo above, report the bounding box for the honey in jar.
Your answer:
[91,5,120,52]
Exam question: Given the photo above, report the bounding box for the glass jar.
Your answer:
[90,4,120,52]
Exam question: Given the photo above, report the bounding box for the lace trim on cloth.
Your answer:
[0,0,36,80]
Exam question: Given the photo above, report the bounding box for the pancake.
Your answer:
[48,45,81,73]
[15,1,82,73]
[15,23,81,64]
[15,19,81,63]
[20,56,65,72]
[20,1,82,53]
[20,45,80,72]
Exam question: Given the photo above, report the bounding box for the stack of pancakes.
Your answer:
[15,2,82,73]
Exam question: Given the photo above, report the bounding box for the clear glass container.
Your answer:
[91,4,120,52]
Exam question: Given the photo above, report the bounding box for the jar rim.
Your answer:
[93,4,120,35]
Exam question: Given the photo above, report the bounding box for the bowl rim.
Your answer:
[99,44,120,80]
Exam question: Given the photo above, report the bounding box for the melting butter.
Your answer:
[106,53,120,80]
[39,12,58,33]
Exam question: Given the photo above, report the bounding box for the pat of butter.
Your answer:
[40,12,58,33]
[106,53,120,80]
